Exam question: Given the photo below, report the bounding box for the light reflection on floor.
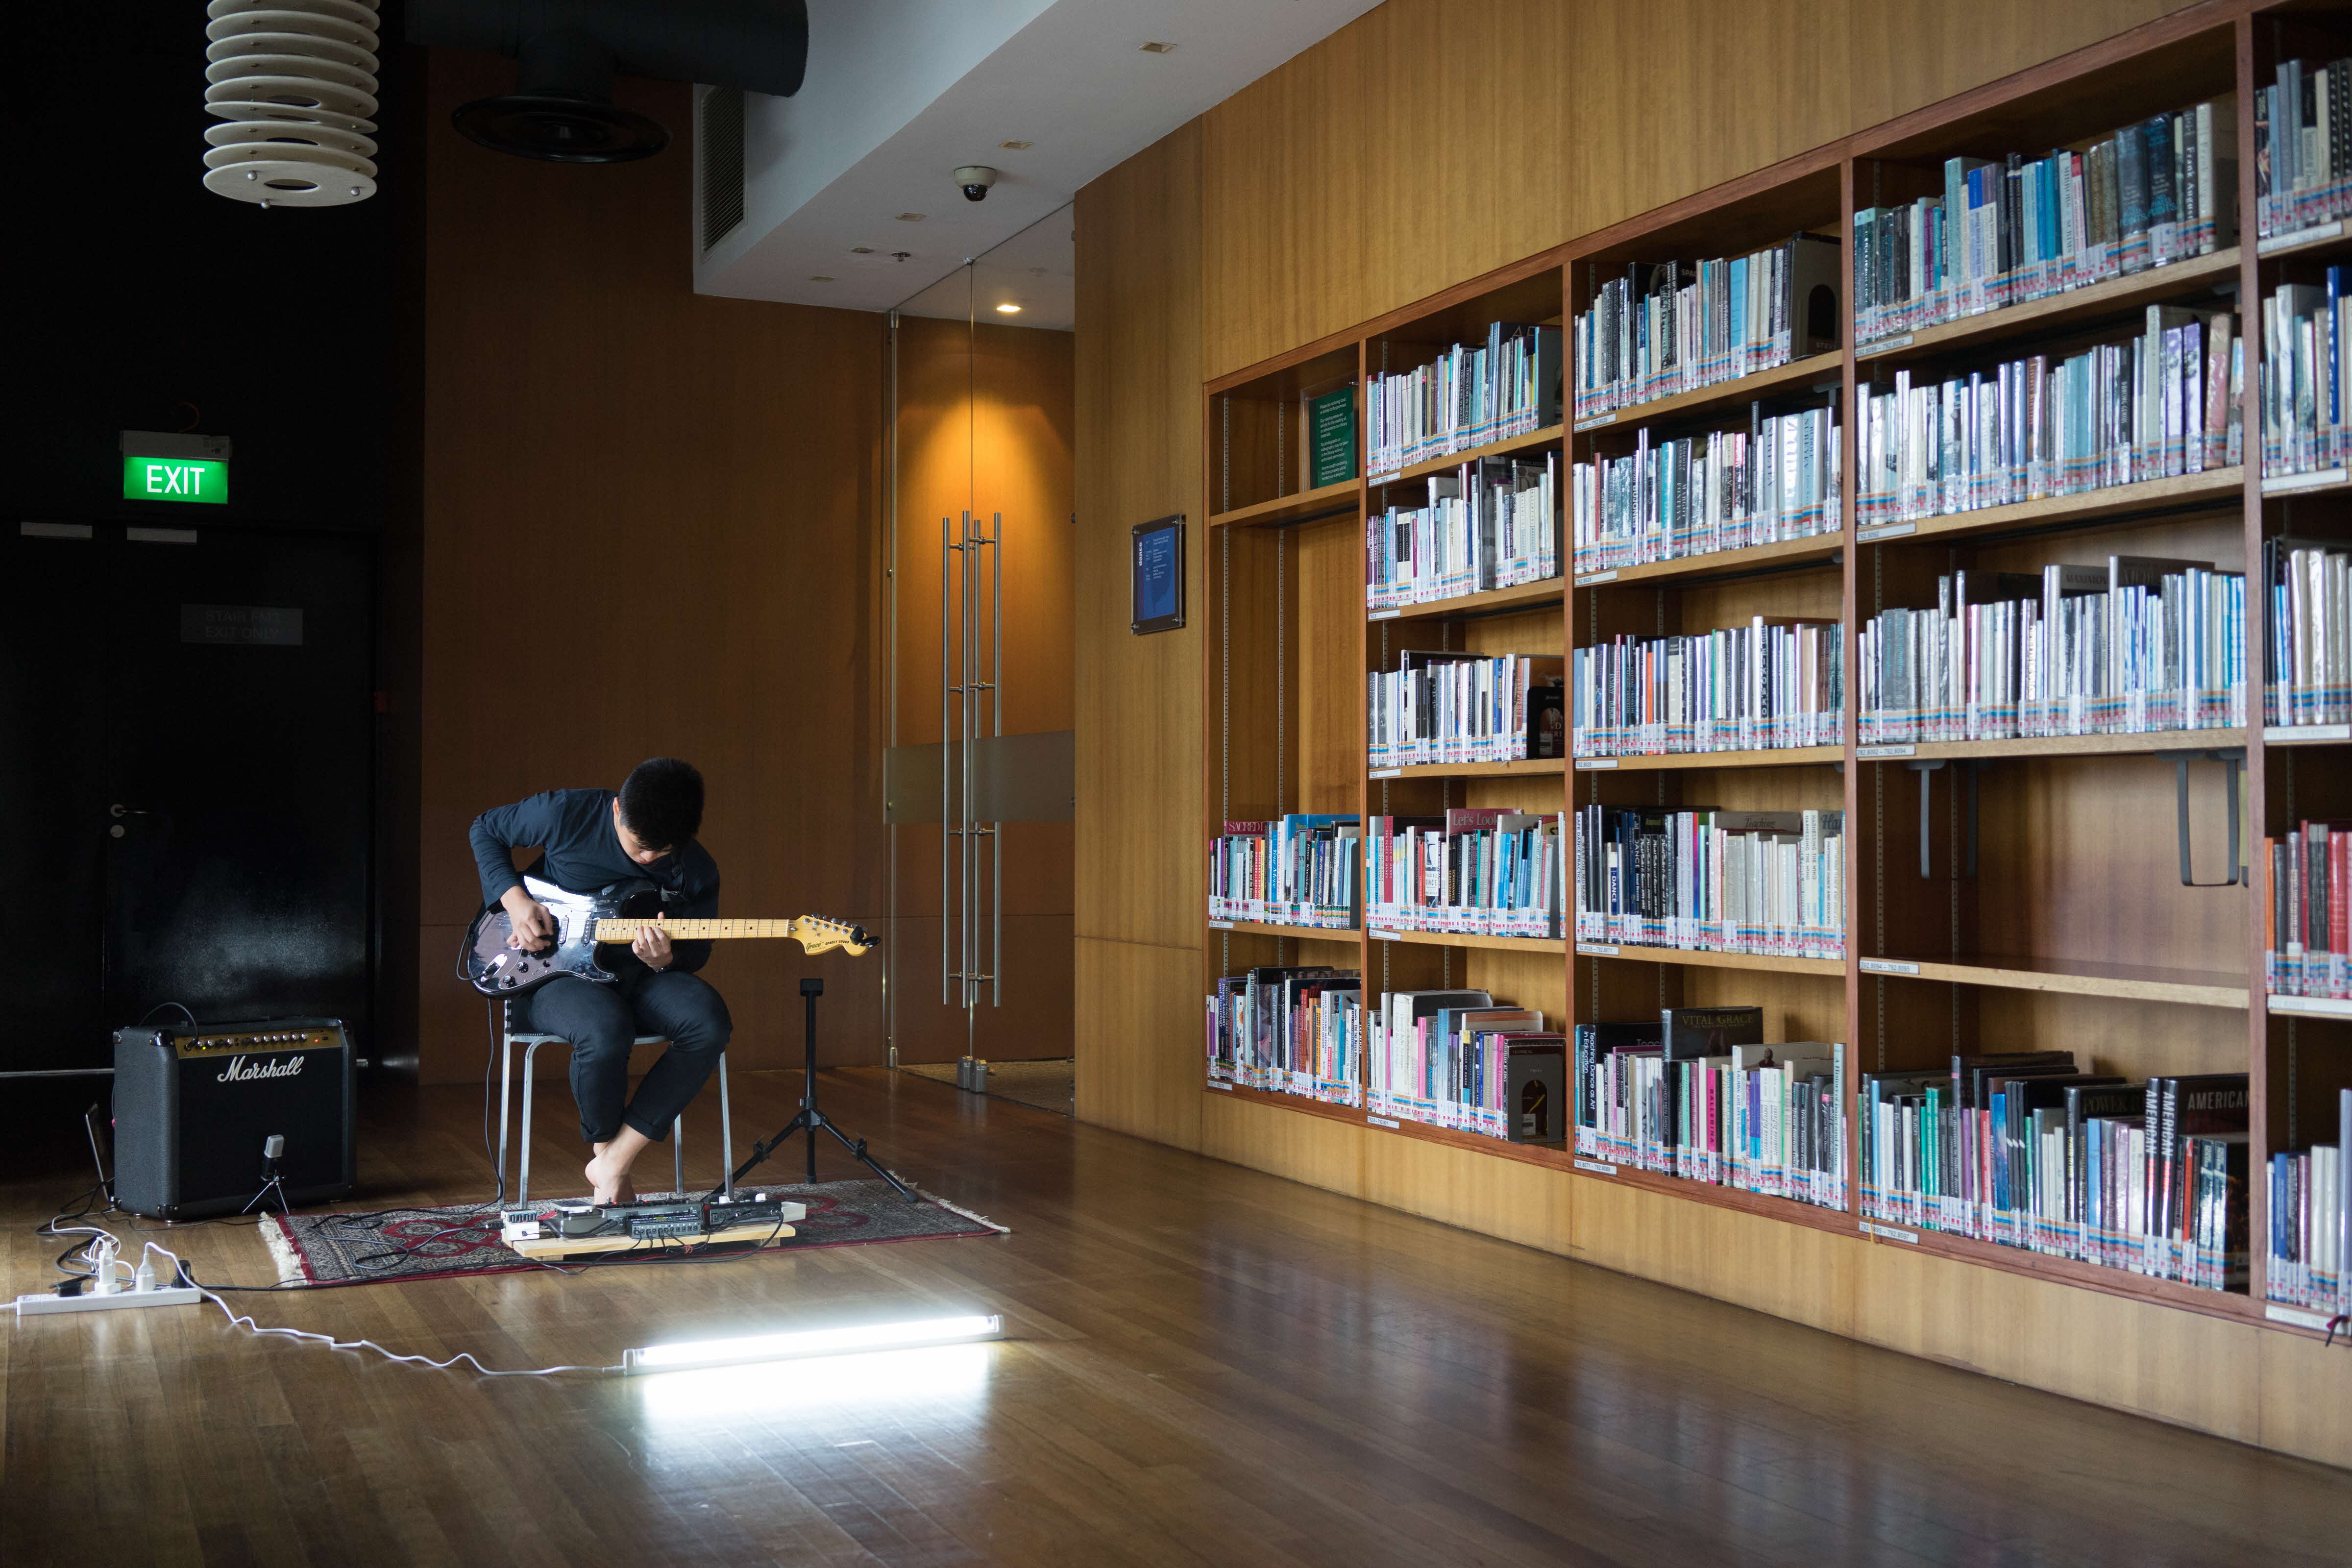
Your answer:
[632,1341,997,1433]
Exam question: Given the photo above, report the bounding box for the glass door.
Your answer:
[883,207,1075,1064]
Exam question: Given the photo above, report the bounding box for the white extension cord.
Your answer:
[13,1225,612,1375]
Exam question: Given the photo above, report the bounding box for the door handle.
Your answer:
[109,804,150,817]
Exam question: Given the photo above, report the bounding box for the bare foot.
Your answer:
[585,1150,636,1205]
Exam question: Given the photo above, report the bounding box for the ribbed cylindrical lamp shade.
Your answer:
[202,0,381,206]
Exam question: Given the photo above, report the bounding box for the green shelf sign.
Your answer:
[123,455,227,505]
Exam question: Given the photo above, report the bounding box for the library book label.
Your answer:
[1370,767,1401,779]
[1856,744,1917,760]
[1857,334,1914,359]
[2265,724,2352,743]
[1860,958,1921,975]
[1205,1079,1234,1092]
[1575,570,1618,585]
[2266,1303,2334,1330]
[1368,608,1400,621]
[1573,1159,1617,1177]
[2258,220,2344,255]
[1372,928,1402,941]
[1572,413,1618,432]
[1208,920,1235,930]
[2262,467,2349,495]
[1574,758,1619,770]
[1575,943,1620,956]
[1861,1222,1920,1244]
[1367,1115,1401,1130]
[1856,522,1918,542]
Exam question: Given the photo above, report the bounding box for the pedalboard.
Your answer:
[499,1191,801,1247]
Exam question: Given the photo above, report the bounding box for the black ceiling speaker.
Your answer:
[409,0,808,164]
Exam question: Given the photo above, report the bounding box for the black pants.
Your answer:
[517,969,732,1145]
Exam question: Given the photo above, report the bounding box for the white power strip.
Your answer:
[16,1285,202,1316]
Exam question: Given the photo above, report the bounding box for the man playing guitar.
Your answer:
[470,758,726,1204]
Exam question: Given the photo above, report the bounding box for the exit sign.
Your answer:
[123,455,227,504]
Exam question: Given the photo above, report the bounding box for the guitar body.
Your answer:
[459,875,659,996]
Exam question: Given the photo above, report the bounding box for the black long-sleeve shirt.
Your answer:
[469,788,721,974]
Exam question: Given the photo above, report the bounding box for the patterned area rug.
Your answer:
[259,1179,1007,1288]
[901,1058,1073,1115]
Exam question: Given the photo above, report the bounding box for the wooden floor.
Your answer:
[4,1068,2348,1567]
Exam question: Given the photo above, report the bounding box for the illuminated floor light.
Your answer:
[623,1313,1002,1374]
[995,302,1022,314]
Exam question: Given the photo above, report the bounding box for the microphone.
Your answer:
[262,1133,285,1181]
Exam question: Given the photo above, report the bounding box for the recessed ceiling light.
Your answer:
[896,212,925,222]
[995,303,1021,314]
[1138,41,1175,53]
[999,140,1031,151]
[850,245,875,254]
[810,275,835,282]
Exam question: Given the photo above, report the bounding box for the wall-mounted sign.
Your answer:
[123,456,228,504]
[119,430,232,506]
[1131,514,1184,635]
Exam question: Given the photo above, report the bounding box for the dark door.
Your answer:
[0,523,373,1072]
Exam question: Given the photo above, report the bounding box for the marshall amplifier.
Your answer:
[112,1018,356,1219]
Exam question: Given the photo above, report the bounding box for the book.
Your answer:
[1367,650,1565,768]
[1855,98,2234,343]
[2259,272,2352,478]
[1367,321,1561,477]
[1366,989,1494,1125]
[2257,58,2351,238]
[1204,965,1361,1104]
[1574,807,1845,958]
[1858,556,2245,743]
[1570,396,1841,574]
[1573,234,1840,418]
[1856,306,2239,529]
[1366,810,1565,938]
[1573,617,1844,756]
[2263,536,2352,732]
[1366,452,1559,608]
[1207,816,1361,928]
[1579,1021,1845,1208]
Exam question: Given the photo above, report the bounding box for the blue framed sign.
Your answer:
[1131,514,1184,635]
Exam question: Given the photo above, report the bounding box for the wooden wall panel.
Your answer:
[1074,937,1204,1150]
[418,55,885,1080]
[1074,122,1205,952]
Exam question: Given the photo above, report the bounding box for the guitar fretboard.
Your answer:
[593,919,806,941]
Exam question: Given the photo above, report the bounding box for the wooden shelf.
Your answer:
[1374,423,1564,485]
[1870,1222,2256,1327]
[1859,953,2248,1009]
[1857,247,2241,363]
[1371,928,1565,954]
[1206,919,1360,942]
[1573,745,1842,772]
[1368,577,1563,622]
[1857,728,2247,763]
[1371,757,1564,781]
[1855,467,2244,547]
[1574,531,1842,589]
[1570,351,1843,434]
[1208,477,1360,529]
[1574,942,1845,978]
[1208,1082,1856,1235]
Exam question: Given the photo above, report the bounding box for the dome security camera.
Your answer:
[955,165,999,202]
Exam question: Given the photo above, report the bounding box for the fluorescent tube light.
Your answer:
[622,1313,1002,1375]
[995,302,1022,314]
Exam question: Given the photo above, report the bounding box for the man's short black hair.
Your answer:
[618,758,703,851]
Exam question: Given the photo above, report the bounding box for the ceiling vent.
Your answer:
[700,86,746,250]
[202,0,383,206]
[410,0,806,164]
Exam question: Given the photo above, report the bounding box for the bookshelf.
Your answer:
[1197,1,2352,1358]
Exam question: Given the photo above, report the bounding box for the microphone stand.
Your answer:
[716,978,917,1203]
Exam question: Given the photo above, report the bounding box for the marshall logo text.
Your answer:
[216,1054,306,1084]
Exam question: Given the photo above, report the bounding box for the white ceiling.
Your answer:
[692,0,1382,320]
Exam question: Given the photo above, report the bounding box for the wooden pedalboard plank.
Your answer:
[508,1217,799,1259]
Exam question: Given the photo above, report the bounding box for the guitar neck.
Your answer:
[594,918,802,942]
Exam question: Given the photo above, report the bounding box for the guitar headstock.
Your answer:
[792,915,873,956]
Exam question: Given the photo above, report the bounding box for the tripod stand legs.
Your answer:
[717,977,920,1204]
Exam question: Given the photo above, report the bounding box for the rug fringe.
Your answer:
[909,1183,1010,1234]
[259,1213,309,1285]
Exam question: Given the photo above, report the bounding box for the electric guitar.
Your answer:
[458,874,871,996]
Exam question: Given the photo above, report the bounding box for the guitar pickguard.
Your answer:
[456,875,661,996]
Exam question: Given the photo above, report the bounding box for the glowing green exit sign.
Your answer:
[123,455,227,504]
